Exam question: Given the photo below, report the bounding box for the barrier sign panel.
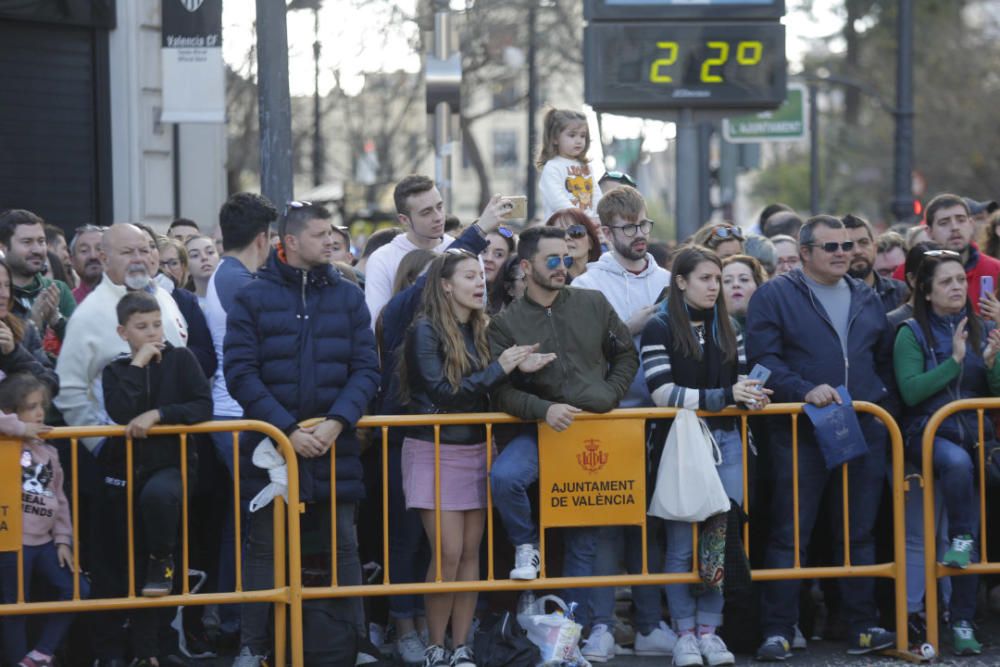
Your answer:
[539,419,646,528]
[161,0,225,123]
[0,438,22,551]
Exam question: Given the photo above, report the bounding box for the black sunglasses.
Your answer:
[711,225,744,241]
[566,224,588,239]
[284,200,313,216]
[808,241,855,253]
[601,170,637,188]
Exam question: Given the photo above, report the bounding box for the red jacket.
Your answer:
[893,243,1000,314]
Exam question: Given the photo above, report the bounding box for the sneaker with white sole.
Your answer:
[450,645,476,667]
[231,646,267,667]
[398,630,427,665]
[509,544,540,580]
[699,633,735,666]
[672,634,702,667]
[423,644,450,667]
[792,624,807,650]
[755,635,791,662]
[582,624,616,663]
[634,621,678,656]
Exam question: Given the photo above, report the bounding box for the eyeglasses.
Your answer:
[566,224,588,239]
[601,170,637,188]
[807,241,855,253]
[545,255,574,270]
[923,249,961,258]
[610,219,654,237]
[710,225,744,241]
[160,259,181,269]
[497,226,514,239]
[284,200,313,216]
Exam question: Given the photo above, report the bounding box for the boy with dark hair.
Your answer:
[168,218,201,244]
[95,291,212,664]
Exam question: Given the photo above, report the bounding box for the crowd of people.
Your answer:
[2,106,1000,667]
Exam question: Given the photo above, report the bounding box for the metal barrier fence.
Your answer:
[0,421,305,667]
[921,398,1000,653]
[0,404,917,663]
[308,402,915,659]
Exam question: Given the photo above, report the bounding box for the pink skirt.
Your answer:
[401,437,489,511]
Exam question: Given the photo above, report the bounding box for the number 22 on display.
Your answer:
[649,41,763,84]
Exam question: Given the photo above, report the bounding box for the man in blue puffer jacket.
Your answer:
[224,202,379,666]
[747,215,899,661]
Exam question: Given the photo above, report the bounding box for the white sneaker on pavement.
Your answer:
[397,630,427,665]
[792,623,807,650]
[582,623,616,663]
[672,633,702,667]
[699,633,735,666]
[634,621,678,656]
[509,544,540,580]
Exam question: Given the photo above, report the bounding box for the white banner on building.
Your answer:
[161,0,224,123]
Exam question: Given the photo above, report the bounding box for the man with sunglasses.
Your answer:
[747,215,899,660]
[842,214,909,312]
[573,186,674,660]
[488,227,637,616]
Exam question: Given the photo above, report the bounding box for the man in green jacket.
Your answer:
[488,226,637,603]
[0,210,75,342]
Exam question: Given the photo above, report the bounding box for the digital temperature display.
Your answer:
[584,22,787,111]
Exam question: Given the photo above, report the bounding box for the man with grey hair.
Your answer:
[70,224,106,303]
[747,215,897,660]
[744,234,777,276]
[55,224,189,453]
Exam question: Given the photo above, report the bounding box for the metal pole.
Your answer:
[255,0,294,209]
[433,6,453,212]
[675,108,699,242]
[312,7,324,187]
[892,0,915,222]
[809,82,819,215]
[526,2,539,221]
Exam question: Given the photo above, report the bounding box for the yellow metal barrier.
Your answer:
[305,403,916,659]
[0,421,304,667]
[921,398,1000,654]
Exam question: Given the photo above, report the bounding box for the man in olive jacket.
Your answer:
[488,226,637,614]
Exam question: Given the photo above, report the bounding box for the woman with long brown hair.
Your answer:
[0,258,57,392]
[398,249,553,667]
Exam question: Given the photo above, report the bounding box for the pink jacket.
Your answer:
[20,439,72,547]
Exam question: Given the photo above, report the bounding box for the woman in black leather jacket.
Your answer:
[398,248,553,667]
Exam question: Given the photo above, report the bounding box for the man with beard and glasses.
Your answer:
[70,224,106,303]
[488,227,637,627]
[55,224,189,456]
[842,214,909,312]
[571,186,675,662]
[0,210,75,342]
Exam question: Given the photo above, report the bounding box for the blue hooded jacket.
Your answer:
[746,269,898,439]
[224,250,380,503]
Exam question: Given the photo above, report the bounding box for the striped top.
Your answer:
[640,313,746,412]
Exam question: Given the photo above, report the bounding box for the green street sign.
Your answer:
[722,83,806,143]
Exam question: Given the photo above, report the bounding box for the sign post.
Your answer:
[539,419,646,529]
[722,84,808,143]
[0,438,22,552]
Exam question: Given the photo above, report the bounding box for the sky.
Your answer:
[223,0,845,150]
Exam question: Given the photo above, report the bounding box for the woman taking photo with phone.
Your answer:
[398,249,554,667]
[893,250,1000,655]
[639,246,768,667]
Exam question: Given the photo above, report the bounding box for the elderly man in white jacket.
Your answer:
[55,224,189,452]
[570,186,673,663]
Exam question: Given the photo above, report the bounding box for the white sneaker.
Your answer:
[634,621,678,656]
[509,544,540,580]
[672,633,703,667]
[792,623,807,650]
[698,633,735,666]
[397,630,427,665]
[582,623,616,663]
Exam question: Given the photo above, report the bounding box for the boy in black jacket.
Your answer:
[99,291,212,663]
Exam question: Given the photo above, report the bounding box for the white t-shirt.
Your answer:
[539,156,603,221]
[363,232,454,327]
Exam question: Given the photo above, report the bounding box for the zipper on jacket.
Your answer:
[546,307,569,380]
[300,271,309,320]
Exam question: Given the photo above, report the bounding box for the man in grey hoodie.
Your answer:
[572,186,673,662]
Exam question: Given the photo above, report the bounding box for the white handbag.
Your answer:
[648,409,731,522]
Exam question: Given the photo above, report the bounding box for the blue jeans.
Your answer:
[899,463,951,614]
[663,428,744,632]
[760,418,887,640]
[489,429,600,621]
[0,541,89,663]
[210,417,242,632]
[386,440,428,620]
[588,525,663,633]
[913,437,980,621]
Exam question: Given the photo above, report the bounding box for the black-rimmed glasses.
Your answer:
[610,219,654,237]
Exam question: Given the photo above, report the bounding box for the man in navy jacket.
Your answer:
[747,215,898,661]
[224,202,379,665]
